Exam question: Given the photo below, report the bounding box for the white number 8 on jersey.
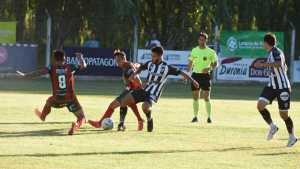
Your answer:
[58,75,66,89]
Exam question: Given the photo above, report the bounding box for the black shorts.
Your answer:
[116,89,131,103]
[191,73,211,91]
[47,96,82,113]
[259,87,290,111]
[130,88,154,106]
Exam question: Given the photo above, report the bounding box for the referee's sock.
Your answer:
[193,99,199,117]
[259,108,274,126]
[205,101,211,118]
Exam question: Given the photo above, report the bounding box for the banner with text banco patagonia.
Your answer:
[64,47,125,76]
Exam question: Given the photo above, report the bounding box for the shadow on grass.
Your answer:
[254,151,300,156]
[0,146,285,158]
[0,128,115,138]
[0,122,72,125]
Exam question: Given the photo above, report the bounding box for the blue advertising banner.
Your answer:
[64,47,127,76]
[0,44,37,73]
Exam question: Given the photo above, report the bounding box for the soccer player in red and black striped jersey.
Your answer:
[88,49,144,131]
[17,50,87,135]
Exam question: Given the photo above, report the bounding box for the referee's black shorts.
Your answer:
[191,73,211,91]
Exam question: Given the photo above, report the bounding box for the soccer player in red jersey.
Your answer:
[88,49,144,131]
[17,50,87,135]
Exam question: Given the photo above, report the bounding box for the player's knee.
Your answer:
[257,101,265,111]
[204,97,210,102]
[45,100,52,107]
[109,101,120,109]
[142,103,151,113]
[279,111,289,120]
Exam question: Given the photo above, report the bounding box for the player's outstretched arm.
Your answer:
[16,68,48,78]
[254,60,281,68]
[75,52,87,69]
[129,62,147,81]
[180,71,199,89]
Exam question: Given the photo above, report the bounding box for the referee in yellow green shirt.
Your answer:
[188,32,218,123]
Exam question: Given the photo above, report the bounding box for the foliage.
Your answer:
[0,0,299,57]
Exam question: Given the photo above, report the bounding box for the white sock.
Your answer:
[270,122,276,128]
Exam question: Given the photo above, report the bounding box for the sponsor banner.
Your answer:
[0,22,16,43]
[216,57,269,82]
[220,31,284,58]
[0,45,37,73]
[137,49,190,79]
[293,60,300,82]
[64,47,125,76]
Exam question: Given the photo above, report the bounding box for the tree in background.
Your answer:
[0,0,299,61]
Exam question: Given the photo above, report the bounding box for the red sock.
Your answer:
[99,107,114,123]
[129,104,143,122]
[41,104,51,120]
[76,118,85,128]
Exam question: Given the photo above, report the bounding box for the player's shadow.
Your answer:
[254,151,299,156]
[0,129,67,137]
[0,128,111,138]
[0,146,286,158]
[0,122,71,125]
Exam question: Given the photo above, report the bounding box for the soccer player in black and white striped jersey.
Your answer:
[120,46,199,132]
[255,33,297,147]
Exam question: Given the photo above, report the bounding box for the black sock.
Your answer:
[145,111,152,121]
[119,107,128,125]
[284,117,294,135]
[259,108,273,125]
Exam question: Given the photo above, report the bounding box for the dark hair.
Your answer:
[264,33,276,46]
[53,50,65,61]
[151,46,164,56]
[199,32,208,39]
[113,49,126,58]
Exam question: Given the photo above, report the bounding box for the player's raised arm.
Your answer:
[129,61,148,81]
[16,68,48,78]
[167,65,199,89]
[75,52,87,69]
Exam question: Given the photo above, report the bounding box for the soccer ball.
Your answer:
[101,118,114,130]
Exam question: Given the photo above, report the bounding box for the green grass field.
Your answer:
[0,79,299,169]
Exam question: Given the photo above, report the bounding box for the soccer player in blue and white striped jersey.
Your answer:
[255,33,297,147]
[120,46,199,132]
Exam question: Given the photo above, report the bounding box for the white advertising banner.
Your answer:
[137,49,190,79]
[216,57,269,82]
[293,60,300,82]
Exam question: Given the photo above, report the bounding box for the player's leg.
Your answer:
[201,74,212,123]
[203,89,212,123]
[142,101,153,132]
[35,96,56,121]
[128,103,144,131]
[280,110,297,147]
[88,99,120,128]
[191,73,200,122]
[191,90,200,122]
[277,90,297,147]
[67,97,86,135]
[117,90,134,131]
[118,106,128,131]
[119,88,148,130]
[257,87,278,140]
